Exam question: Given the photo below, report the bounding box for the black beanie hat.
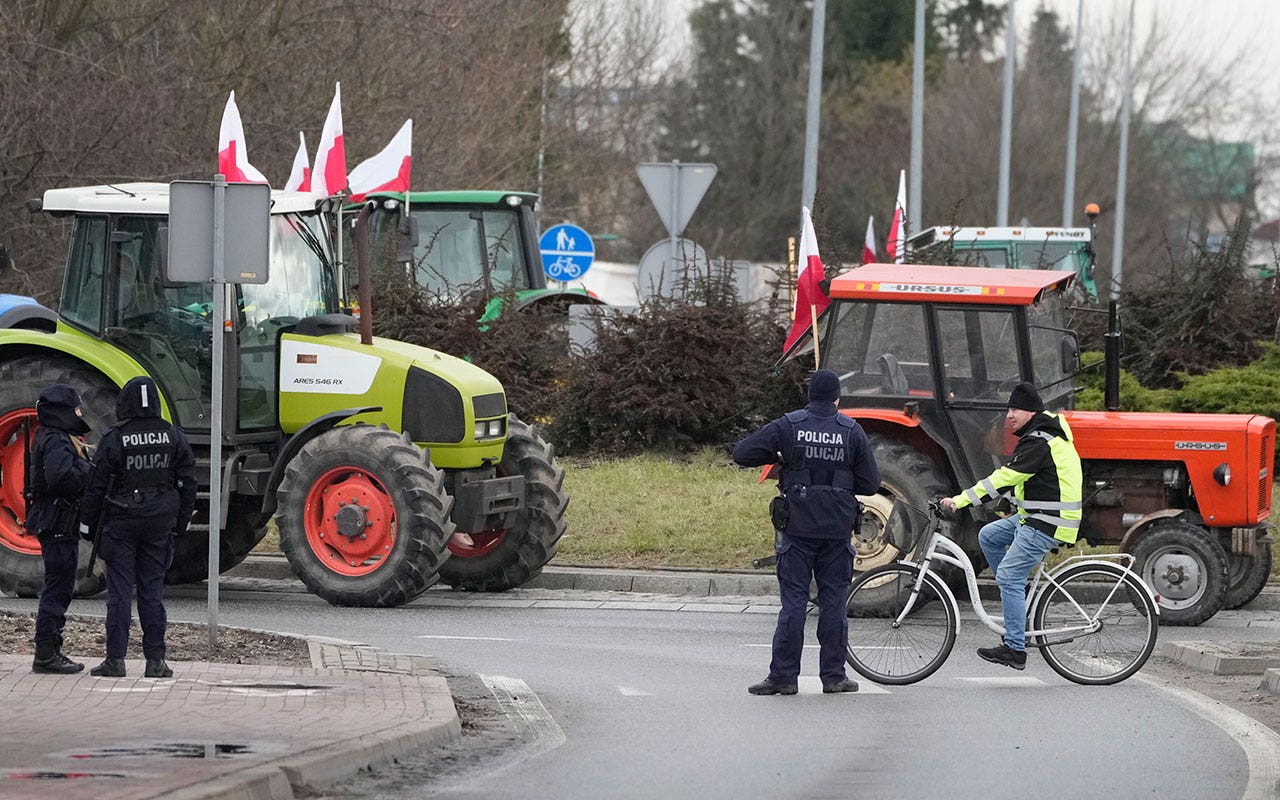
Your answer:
[1007,382,1044,412]
[809,369,841,403]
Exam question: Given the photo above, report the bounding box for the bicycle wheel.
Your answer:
[1032,562,1158,685]
[846,563,957,685]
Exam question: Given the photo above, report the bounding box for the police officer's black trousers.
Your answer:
[35,537,78,644]
[769,535,853,684]
[102,526,173,661]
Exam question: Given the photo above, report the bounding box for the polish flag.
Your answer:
[862,215,877,264]
[312,83,347,198]
[347,119,413,203]
[783,207,831,354]
[284,132,311,192]
[217,91,268,184]
[885,169,907,264]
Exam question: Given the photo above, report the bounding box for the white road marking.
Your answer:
[1136,672,1280,800]
[416,634,515,641]
[480,674,566,760]
[797,677,890,695]
[954,676,1046,688]
[618,686,653,696]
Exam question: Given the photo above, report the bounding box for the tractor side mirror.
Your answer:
[396,215,419,262]
[156,226,194,288]
[1061,333,1080,374]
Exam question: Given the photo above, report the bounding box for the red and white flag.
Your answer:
[312,83,347,198]
[862,215,877,264]
[217,91,268,184]
[347,119,412,203]
[885,169,907,264]
[783,206,831,354]
[284,132,311,192]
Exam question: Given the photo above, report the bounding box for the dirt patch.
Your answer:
[0,610,312,667]
[1145,655,1280,736]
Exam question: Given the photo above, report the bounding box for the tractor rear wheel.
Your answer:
[853,436,967,609]
[1224,541,1272,610]
[0,356,117,598]
[1130,520,1228,626]
[276,424,454,607]
[441,415,568,592]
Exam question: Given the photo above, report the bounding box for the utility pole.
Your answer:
[800,0,827,220]
[1112,0,1136,299]
[1062,0,1084,227]
[997,0,1016,227]
[909,0,925,237]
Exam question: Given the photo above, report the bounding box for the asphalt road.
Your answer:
[7,585,1250,800]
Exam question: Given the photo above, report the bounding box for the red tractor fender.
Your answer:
[1117,509,1198,553]
[756,407,928,484]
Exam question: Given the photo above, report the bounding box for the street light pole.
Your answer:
[909,0,925,237]
[800,0,827,220]
[1112,0,1137,299]
[1062,0,1084,227]
[997,0,1016,227]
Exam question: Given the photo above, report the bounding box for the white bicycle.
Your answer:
[845,501,1159,686]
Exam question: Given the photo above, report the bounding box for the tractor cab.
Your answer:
[818,263,1077,488]
[41,182,338,435]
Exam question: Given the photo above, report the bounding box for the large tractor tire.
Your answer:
[166,499,271,586]
[441,414,568,592]
[0,356,117,598]
[853,436,967,609]
[1224,541,1272,610]
[276,424,454,607]
[1130,520,1228,626]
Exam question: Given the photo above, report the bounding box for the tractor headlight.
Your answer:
[1213,463,1231,486]
[474,418,506,440]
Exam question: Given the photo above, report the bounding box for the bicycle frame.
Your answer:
[896,520,1159,644]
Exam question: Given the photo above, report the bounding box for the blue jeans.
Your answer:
[978,516,1058,651]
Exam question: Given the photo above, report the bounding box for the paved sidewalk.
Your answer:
[0,643,458,800]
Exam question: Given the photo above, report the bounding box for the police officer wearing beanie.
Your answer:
[79,376,196,678]
[733,369,880,695]
[28,384,93,674]
[941,382,1083,670]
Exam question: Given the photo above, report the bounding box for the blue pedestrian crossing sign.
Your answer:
[539,223,595,281]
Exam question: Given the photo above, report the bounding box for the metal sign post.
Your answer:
[168,177,269,644]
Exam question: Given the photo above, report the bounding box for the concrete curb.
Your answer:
[1159,640,1280,675]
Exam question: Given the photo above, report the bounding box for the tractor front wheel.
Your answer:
[276,424,454,607]
[0,356,117,598]
[1130,520,1228,626]
[440,415,568,592]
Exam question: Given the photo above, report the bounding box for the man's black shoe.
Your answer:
[823,678,859,693]
[977,643,1027,670]
[90,657,126,677]
[32,640,83,674]
[144,659,173,678]
[748,678,798,696]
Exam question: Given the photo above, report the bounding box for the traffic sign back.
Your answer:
[636,162,717,239]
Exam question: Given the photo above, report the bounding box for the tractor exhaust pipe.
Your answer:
[354,202,374,346]
[1104,300,1121,411]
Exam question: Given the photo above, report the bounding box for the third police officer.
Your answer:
[733,369,880,695]
[79,376,196,679]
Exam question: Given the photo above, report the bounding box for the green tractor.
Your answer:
[345,191,606,322]
[0,183,569,606]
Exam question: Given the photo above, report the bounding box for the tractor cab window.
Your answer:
[824,301,932,398]
[108,216,213,429]
[951,247,1008,268]
[1014,242,1077,271]
[402,208,530,300]
[1027,292,1074,407]
[935,307,1021,402]
[62,217,107,331]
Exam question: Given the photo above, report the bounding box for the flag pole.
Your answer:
[810,304,821,367]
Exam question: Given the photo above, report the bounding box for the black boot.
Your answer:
[90,657,126,677]
[52,635,84,673]
[33,640,82,674]
[144,659,173,678]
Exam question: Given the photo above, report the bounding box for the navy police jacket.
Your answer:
[733,402,880,539]
[27,385,92,539]
[79,376,197,539]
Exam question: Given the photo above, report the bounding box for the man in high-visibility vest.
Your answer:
[940,382,1082,670]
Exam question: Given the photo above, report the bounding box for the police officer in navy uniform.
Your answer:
[28,384,93,674]
[734,369,880,695]
[79,376,196,678]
